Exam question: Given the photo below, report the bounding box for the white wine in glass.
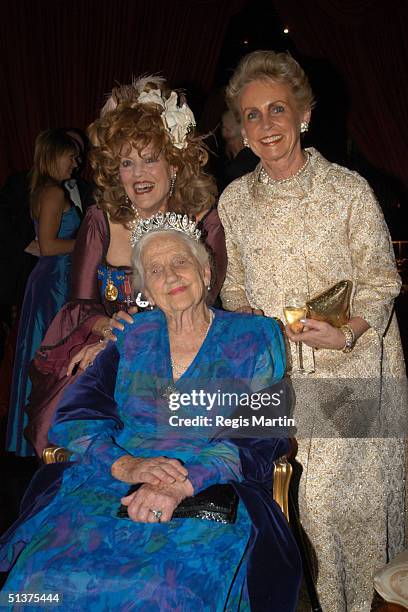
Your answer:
[283,305,307,334]
[283,292,308,374]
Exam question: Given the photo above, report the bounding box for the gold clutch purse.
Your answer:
[306,280,352,328]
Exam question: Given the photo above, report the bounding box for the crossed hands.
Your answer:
[112,455,194,523]
[121,480,194,523]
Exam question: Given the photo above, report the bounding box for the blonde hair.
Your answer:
[226,50,315,122]
[30,129,76,216]
[88,84,217,227]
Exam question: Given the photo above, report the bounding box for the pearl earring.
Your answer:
[300,121,309,133]
[243,136,250,147]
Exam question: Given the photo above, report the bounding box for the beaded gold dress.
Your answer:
[218,148,406,612]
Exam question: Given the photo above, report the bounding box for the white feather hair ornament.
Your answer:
[99,74,196,149]
[100,74,166,117]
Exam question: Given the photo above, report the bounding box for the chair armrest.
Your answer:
[42,446,73,464]
[273,455,292,522]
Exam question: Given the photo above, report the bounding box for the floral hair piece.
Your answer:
[100,75,166,116]
[130,212,201,247]
[101,75,196,149]
[137,89,196,150]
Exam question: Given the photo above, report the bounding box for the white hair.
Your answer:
[131,229,210,294]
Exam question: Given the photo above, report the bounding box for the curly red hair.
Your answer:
[88,100,217,227]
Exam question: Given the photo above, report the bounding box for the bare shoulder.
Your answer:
[39,184,66,207]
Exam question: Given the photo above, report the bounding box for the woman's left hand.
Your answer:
[121,479,194,523]
[285,318,346,350]
[66,340,108,375]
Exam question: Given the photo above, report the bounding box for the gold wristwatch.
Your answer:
[340,324,355,353]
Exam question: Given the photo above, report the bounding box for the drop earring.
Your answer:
[125,194,141,226]
[169,173,177,197]
[243,136,250,147]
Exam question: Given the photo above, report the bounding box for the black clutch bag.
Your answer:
[117,483,238,524]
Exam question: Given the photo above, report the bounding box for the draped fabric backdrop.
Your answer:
[1,0,407,191]
[0,0,244,183]
[272,0,408,193]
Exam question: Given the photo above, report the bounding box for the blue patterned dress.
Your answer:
[1,309,301,611]
[6,206,80,456]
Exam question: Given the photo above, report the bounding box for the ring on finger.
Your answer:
[102,326,112,338]
[150,509,163,521]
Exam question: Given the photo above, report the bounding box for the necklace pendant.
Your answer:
[105,282,118,301]
[162,384,177,400]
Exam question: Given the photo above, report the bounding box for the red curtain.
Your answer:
[272,0,408,192]
[0,0,243,183]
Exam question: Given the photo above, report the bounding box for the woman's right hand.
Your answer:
[91,307,138,341]
[111,455,189,486]
[121,479,194,523]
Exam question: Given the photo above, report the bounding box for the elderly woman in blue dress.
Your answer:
[1,214,301,611]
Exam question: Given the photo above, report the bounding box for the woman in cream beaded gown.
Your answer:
[218,50,406,612]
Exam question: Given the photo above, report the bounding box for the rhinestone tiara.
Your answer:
[130,212,201,247]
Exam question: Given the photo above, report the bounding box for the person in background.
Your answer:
[221,109,258,187]
[218,49,406,611]
[0,127,94,433]
[6,129,81,457]
[63,127,95,215]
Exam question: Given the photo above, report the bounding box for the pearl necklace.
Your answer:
[170,311,214,379]
[259,151,310,185]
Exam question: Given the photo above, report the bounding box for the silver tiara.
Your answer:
[130,212,201,247]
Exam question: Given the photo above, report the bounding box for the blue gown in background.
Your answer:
[1,309,301,610]
[6,206,80,456]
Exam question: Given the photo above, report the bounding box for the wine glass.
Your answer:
[283,291,308,375]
